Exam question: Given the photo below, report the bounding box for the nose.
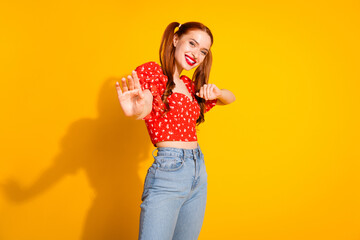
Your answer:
[192,51,199,61]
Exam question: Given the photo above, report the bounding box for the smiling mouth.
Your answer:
[185,54,196,66]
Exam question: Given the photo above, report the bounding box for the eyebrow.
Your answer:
[190,38,209,53]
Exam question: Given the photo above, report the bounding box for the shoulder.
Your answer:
[135,61,163,75]
[180,75,191,81]
[180,75,193,86]
[181,75,195,91]
[135,62,168,93]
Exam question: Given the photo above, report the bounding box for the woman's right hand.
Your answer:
[115,70,146,118]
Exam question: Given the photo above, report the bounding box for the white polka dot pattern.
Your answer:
[135,61,217,146]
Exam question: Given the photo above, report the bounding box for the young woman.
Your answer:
[116,22,235,240]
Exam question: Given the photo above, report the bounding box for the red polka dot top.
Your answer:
[135,61,217,147]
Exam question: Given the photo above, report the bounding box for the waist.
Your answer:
[155,141,198,149]
[152,142,202,159]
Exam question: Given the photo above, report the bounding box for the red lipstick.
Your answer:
[185,54,196,66]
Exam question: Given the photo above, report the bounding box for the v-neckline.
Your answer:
[173,92,194,102]
[172,75,194,102]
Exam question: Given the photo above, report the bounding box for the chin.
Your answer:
[183,66,192,71]
[183,62,198,71]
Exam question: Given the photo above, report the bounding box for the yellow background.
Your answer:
[1,0,359,239]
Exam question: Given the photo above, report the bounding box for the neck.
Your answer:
[173,61,183,79]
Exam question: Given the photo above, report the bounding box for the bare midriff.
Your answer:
[155,141,198,149]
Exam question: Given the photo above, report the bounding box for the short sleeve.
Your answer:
[205,99,217,113]
[134,61,167,120]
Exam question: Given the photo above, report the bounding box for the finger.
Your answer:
[138,88,144,99]
[203,84,208,100]
[127,75,135,90]
[199,86,204,99]
[132,70,142,90]
[207,84,214,99]
[121,77,128,92]
[115,81,122,96]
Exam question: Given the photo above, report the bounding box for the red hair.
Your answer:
[159,21,214,125]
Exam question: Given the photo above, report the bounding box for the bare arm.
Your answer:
[196,84,236,105]
[216,88,236,105]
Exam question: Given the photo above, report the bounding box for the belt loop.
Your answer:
[152,148,158,158]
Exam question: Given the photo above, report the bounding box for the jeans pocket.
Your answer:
[155,155,184,172]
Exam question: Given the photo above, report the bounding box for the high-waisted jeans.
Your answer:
[139,143,208,240]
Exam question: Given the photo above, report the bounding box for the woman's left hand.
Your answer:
[196,83,222,100]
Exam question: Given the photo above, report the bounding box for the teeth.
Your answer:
[185,55,195,64]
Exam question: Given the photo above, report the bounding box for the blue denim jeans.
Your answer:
[139,143,208,240]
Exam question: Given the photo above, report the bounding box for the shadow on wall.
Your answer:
[2,77,151,239]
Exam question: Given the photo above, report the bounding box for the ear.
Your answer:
[173,34,179,48]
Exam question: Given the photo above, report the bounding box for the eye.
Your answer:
[201,51,207,56]
[189,41,195,46]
